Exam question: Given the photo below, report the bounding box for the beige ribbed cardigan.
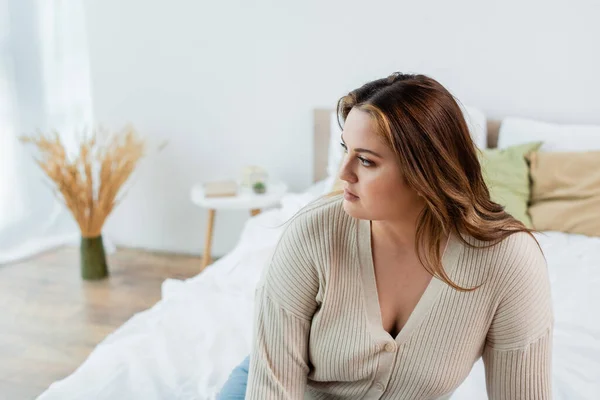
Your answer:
[247,196,554,399]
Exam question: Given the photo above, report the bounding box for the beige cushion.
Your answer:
[527,151,600,237]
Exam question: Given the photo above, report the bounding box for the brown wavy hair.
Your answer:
[335,72,538,292]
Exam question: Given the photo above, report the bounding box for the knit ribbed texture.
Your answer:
[247,196,554,400]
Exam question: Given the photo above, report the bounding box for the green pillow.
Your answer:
[479,142,542,228]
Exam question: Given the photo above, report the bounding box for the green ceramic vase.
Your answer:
[80,235,109,280]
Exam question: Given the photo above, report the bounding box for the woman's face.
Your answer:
[339,108,424,222]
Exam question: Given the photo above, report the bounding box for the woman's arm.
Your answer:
[246,212,322,399]
[483,328,553,399]
[483,233,554,399]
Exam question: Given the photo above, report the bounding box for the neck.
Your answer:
[370,208,450,258]
[371,216,419,256]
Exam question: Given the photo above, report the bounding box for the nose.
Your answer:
[338,155,357,184]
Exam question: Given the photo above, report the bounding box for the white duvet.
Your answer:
[38,186,600,400]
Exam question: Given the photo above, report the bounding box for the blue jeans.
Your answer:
[217,355,251,399]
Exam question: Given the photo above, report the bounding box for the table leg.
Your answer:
[250,209,261,217]
[201,209,216,270]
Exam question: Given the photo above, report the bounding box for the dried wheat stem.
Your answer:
[20,125,146,238]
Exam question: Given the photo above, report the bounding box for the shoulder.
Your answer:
[291,193,349,226]
[472,231,550,307]
[268,194,354,279]
[267,194,352,266]
[467,230,545,269]
[492,231,546,283]
[283,194,354,245]
[461,231,548,295]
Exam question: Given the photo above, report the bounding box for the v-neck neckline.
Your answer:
[356,218,463,346]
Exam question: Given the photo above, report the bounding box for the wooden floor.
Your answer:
[0,246,201,399]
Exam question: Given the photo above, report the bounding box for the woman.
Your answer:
[218,73,554,399]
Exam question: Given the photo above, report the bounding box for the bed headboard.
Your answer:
[313,108,501,183]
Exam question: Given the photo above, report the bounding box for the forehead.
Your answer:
[342,108,375,138]
[342,108,388,149]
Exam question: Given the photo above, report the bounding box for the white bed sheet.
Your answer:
[38,186,600,399]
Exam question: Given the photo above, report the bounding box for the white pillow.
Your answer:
[326,111,344,180]
[325,105,487,188]
[498,117,600,151]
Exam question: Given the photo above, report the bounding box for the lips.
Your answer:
[344,188,359,198]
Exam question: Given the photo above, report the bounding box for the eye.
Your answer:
[358,156,374,167]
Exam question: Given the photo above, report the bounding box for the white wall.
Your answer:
[83,0,600,257]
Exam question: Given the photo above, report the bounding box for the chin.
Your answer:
[342,198,369,220]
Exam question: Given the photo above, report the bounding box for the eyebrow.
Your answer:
[340,134,383,158]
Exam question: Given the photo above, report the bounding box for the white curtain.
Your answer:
[0,0,110,264]
[0,0,20,233]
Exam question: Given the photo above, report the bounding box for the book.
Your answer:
[203,180,238,198]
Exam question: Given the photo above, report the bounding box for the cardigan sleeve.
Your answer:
[483,327,553,399]
[246,211,322,400]
[482,233,554,399]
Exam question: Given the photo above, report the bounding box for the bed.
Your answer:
[38,109,600,399]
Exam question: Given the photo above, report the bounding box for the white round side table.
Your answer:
[190,181,288,270]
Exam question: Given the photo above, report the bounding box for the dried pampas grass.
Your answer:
[21,125,146,238]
